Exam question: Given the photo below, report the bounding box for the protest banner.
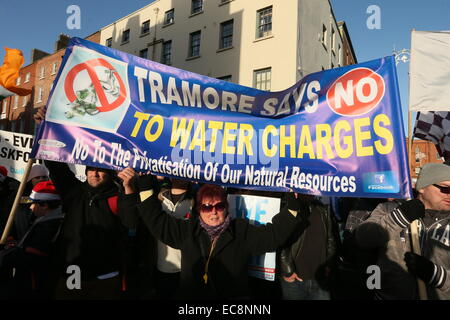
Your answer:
[0,130,35,181]
[31,37,412,198]
[228,194,280,281]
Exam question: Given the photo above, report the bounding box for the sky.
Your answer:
[1,0,449,134]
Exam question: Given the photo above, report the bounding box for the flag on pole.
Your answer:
[410,31,450,159]
[414,111,450,159]
[0,48,31,100]
[409,31,450,112]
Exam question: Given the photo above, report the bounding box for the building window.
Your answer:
[218,75,232,82]
[191,0,203,14]
[122,29,130,44]
[220,20,233,49]
[139,48,148,59]
[322,24,328,48]
[16,76,21,86]
[338,44,342,66]
[39,66,45,79]
[189,31,201,58]
[256,6,272,39]
[141,20,150,35]
[415,147,420,163]
[1,100,7,118]
[37,87,43,103]
[13,96,19,109]
[253,67,271,91]
[106,37,112,47]
[164,9,174,25]
[51,62,58,75]
[22,96,27,107]
[25,72,30,83]
[162,40,172,65]
[331,28,335,53]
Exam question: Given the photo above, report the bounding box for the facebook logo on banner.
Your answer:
[363,171,399,193]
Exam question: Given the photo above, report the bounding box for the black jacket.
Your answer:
[134,193,300,299]
[45,161,136,280]
[279,200,337,279]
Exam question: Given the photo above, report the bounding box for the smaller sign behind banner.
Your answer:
[228,194,281,281]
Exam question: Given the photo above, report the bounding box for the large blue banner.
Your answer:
[31,37,412,198]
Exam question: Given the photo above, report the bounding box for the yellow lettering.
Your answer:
[316,124,334,159]
[131,111,150,137]
[374,114,394,155]
[334,120,353,159]
[354,117,374,156]
[170,118,194,148]
[297,125,315,159]
[144,115,164,142]
[262,125,278,157]
[207,121,224,153]
[237,123,254,156]
[189,120,206,151]
[280,125,296,158]
[222,122,238,154]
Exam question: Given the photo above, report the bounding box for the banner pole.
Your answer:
[0,158,34,244]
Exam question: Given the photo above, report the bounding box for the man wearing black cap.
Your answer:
[355,163,450,300]
[44,161,138,299]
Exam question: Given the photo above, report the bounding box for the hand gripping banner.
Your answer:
[31,37,412,199]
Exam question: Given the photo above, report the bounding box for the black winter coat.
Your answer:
[135,193,300,299]
[45,161,136,280]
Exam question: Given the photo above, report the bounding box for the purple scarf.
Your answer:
[199,214,231,240]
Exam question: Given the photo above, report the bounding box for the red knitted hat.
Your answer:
[29,180,61,202]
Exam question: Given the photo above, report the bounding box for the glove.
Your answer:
[138,172,156,191]
[391,199,425,228]
[286,192,301,212]
[404,252,446,288]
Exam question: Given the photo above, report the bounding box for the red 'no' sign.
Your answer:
[64,58,126,112]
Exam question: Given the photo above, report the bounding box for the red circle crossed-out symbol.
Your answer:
[64,58,126,112]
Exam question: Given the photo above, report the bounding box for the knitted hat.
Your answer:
[415,163,450,190]
[29,180,61,202]
[0,165,7,183]
[27,164,49,182]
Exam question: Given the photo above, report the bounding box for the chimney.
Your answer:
[30,49,50,63]
[54,34,71,52]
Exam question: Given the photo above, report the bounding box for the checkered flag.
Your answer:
[414,111,450,160]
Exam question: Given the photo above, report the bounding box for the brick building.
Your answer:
[0,32,100,136]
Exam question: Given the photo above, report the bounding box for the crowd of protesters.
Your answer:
[0,112,448,300]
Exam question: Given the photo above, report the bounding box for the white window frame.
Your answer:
[106,37,112,47]
[25,72,30,83]
[164,9,175,25]
[13,95,19,109]
[220,19,234,49]
[37,87,43,103]
[141,20,150,35]
[22,95,27,107]
[122,29,130,44]
[1,100,7,119]
[39,66,45,79]
[16,76,21,86]
[253,67,271,91]
[322,24,328,49]
[162,40,172,65]
[256,6,272,39]
[188,31,201,58]
[191,0,203,15]
[51,62,58,75]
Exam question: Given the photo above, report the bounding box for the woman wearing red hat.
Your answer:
[0,180,63,299]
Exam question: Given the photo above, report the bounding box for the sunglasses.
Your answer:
[433,184,450,194]
[200,202,226,213]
